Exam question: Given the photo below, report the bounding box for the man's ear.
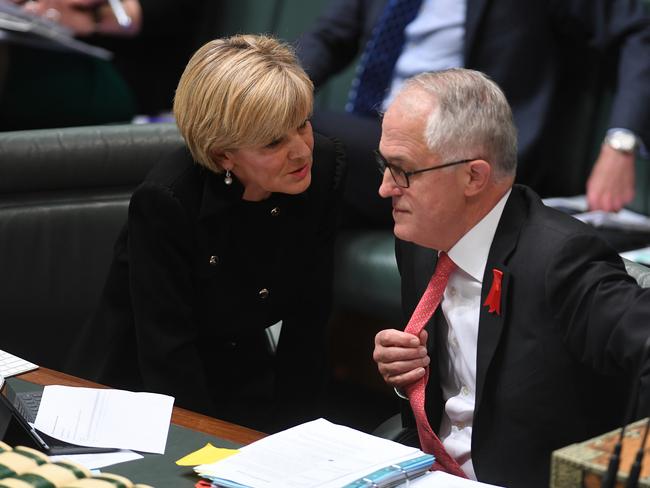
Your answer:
[464,159,491,197]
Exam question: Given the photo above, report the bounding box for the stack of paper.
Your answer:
[408,471,504,487]
[0,0,111,59]
[575,209,650,232]
[34,385,174,454]
[543,196,650,232]
[620,246,650,265]
[195,418,433,488]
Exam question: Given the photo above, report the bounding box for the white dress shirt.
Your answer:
[436,189,510,479]
[383,0,466,109]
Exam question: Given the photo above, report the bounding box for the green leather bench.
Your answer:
[0,123,400,419]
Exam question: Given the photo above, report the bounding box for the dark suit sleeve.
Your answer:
[545,232,650,411]
[137,0,205,37]
[126,182,216,415]
[551,0,650,147]
[295,0,368,88]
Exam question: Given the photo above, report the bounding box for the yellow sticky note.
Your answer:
[175,443,239,466]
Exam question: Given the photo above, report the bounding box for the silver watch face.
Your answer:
[606,131,637,152]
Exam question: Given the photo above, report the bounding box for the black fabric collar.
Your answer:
[197,166,308,221]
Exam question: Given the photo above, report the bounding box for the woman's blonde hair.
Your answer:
[173,34,314,172]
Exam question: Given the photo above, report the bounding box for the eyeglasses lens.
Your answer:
[376,152,408,188]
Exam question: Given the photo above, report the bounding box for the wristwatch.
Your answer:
[604,129,638,154]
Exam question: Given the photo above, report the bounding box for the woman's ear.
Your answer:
[211,149,234,171]
[464,159,491,197]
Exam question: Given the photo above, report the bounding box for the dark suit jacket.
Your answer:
[396,185,650,487]
[73,134,346,432]
[91,0,207,114]
[297,0,650,197]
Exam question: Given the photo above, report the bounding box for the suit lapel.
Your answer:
[474,187,527,412]
[413,245,438,298]
[464,0,490,61]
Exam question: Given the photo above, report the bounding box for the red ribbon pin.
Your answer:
[483,268,503,315]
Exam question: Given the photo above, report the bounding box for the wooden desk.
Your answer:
[14,367,267,488]
[18,367,266,445]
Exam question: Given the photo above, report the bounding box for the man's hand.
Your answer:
[22,0,102,36]
[20,0,141,37]
[373,328,430,389]
[586,144,636,212]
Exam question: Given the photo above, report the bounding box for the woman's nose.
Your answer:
[288,132,312,159]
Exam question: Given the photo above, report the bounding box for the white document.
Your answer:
[33,385,174,454]
[542,195,588,213]
[621,246,650,265]
[405,471,504,487]
[543,195,650,232]
[196,418,425,488]
[575,208,650,232]
[50,450,143,470]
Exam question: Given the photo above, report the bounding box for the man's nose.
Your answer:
[378,169,400,198]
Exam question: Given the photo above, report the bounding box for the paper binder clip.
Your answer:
[361,478,379,488]
[390,463,409,486]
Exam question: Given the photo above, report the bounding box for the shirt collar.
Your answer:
[447,189,511,283]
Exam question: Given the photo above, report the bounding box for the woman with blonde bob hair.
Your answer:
[78,34,346,431]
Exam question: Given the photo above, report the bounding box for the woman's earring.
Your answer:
[224,170,233,185]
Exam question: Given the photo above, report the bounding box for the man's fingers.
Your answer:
[383,366,427,388]
[373,344,427,364]
[375,328,420,348]
[377,355,430,378]
[418,329,428,346]
[586,145,635,212]
[67,0,105,7]
[373,328,430,388]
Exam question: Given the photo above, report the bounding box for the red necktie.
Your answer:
[404,253,467,478]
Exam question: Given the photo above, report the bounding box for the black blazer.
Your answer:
[396,185,650,487]
[74,133,346,431]
[297,0,650,196]
[91,0,207,114]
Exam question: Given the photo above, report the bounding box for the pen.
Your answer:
[30,426,50,451]
[106,0,131,28]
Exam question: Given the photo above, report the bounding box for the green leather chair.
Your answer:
[0,123,182,373]
[0,46,135,131]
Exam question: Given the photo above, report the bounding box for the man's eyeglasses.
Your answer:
[375,150,475,188]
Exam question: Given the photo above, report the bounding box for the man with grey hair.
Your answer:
[373,68,650,487]
[298,0,650,226]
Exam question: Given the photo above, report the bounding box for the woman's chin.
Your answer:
[284,172,312,194]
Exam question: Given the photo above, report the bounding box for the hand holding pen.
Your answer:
[10,0,141,37]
